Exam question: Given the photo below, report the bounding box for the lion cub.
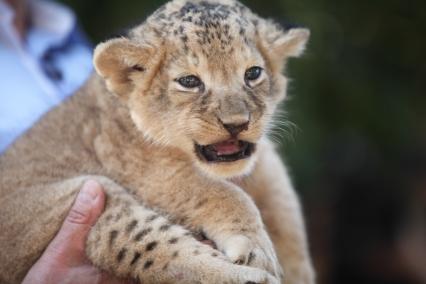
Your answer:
[0,0,314,283]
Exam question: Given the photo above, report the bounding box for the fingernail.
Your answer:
[80,180,100,201]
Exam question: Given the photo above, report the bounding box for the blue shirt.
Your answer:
[0,0,93,153]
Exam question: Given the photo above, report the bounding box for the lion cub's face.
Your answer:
[94,0,309,178]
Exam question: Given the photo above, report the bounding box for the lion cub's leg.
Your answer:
[79,176,278,284]
[139,174,283,281]
[0,175,276,284]
[89,182,275,283]
[238,144,315,284]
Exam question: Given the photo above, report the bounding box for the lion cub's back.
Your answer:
[0,75,103,191]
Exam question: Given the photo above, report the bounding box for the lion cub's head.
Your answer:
[93,0,309,178]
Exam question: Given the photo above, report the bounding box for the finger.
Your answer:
[45,180,105,264]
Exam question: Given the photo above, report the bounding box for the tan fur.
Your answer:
[0,0,314,283]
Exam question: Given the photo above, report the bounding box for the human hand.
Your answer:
[22,180,135,284]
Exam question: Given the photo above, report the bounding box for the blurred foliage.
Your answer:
[59,0,426,283]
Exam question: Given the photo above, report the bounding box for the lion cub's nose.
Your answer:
[222,121,249,137]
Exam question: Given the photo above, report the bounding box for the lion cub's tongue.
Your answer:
[212,139,240,155]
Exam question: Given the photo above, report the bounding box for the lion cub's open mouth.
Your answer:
[195,138,256,163]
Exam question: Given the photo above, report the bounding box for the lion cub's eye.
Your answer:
[244,66,263,86]
[176,75,203,89]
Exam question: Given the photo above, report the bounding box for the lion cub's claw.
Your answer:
[223,235,252,265]
[221,234,283,281]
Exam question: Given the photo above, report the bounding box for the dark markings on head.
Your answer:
[191,51,199,63]
[126,220,138,233]
[178,2,231,22]
[172,251,179,258]
[156,87,171,108]
[154,27,163,37]
[245,88,266,112]
[192,91,211,113]
[183,16,193,22]
[134,227,153,241]
[170,1,244,51]
[109,230,118,246]
[162,262,169,270]
[157,13,166,20]
[181,35,188,43]
[117,248,127,263]
[144,259,154,270]
[159,224,171,231]
[232,218,241,224]
[146,241,158,251]
[168,237,179,244]
[211,252,218,257]
[130,252,142,266]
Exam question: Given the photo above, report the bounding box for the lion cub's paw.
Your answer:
[223,235,252,264]
[159,241,279,284]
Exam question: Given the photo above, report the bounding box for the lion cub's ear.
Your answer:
[93,38,157,97]
[257,20,310,72]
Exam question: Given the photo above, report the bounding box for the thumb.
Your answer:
[44,180,106,264]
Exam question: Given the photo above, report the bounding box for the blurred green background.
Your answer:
[59,0,426,283]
